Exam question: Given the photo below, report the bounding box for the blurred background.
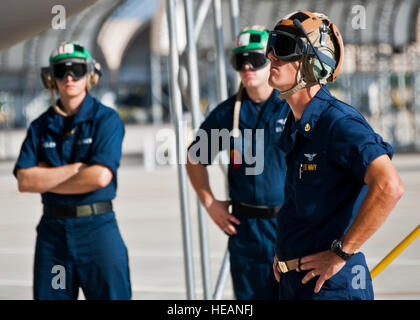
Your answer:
[1,0,420,150]
[0,0,419,300]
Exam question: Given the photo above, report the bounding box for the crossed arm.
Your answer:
[17,162,113,195]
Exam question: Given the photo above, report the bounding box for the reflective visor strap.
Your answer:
[268,32,277,49]
[268,31,286,54]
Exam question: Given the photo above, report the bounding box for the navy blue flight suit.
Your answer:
[276,87,393,300]
[188,89,290,299]
[13,93,131,300]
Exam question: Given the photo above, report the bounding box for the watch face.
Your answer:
[331,239,341,249]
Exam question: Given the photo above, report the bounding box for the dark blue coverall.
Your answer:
[188,89,290,299]
[275,87,393,300]
[14,93,131,300]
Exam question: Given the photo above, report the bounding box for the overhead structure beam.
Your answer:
[0,0,100,50]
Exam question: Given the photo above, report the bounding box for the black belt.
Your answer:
[235,202,282,219]
[43,201,113,218]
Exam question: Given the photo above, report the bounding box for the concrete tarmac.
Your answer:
[0,153,419,300]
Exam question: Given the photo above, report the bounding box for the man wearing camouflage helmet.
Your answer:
[13,41,131,300]
[187,26,290,299]
[266,11,404,299]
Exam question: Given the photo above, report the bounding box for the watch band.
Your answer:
[330,239,354,261]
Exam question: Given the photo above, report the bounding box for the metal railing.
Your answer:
[166,0,240,300]
[371,224,420,279]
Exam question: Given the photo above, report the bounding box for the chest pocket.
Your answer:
[72,136,93,162]
[40,138,61,166]
[296,150,326,185]
[66,121,94,163]
[265,118,286,145]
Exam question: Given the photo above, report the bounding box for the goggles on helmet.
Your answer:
[266,28,337,70]
[52,60,88,81]
[266,29,307,62]
[231,51,269,71]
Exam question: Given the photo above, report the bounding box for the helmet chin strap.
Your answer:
[276,54,324,99]
[276,64,307,99]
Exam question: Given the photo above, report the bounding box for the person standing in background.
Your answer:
[14,41,131,300]
[187,26,290,300]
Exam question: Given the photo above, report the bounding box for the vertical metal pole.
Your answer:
[212,0,228,102]
[194,0,213,41]
[414,72,420,150]
[212,0,230,178]
[212,246,231,300]
[229,0,241,90]
[166,0,195,300]
[229,0,240,39]
[184,0,212,300]
[150,52,163,124]
[212,0,232,299]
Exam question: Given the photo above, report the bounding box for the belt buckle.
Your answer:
[76,205,93,217]
[278,261,289,273]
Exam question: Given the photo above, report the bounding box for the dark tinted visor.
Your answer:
[52,62,88,80]
[266,30,304,61]
[231,51,268,71]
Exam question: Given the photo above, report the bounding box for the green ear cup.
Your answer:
[313,50,334,80]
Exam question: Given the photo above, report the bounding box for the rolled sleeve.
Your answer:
[329,116,394,182]
[88,111,124,176]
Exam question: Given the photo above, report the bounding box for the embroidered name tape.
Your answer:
[276,118,287,132]
[77,138,93,145]
[42,141,56,148]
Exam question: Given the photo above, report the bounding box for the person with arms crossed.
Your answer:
[266,11,404,299]
[14,41,131,300]
[187,26,290,300]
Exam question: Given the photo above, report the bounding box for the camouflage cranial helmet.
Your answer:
[267,11,344,98]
